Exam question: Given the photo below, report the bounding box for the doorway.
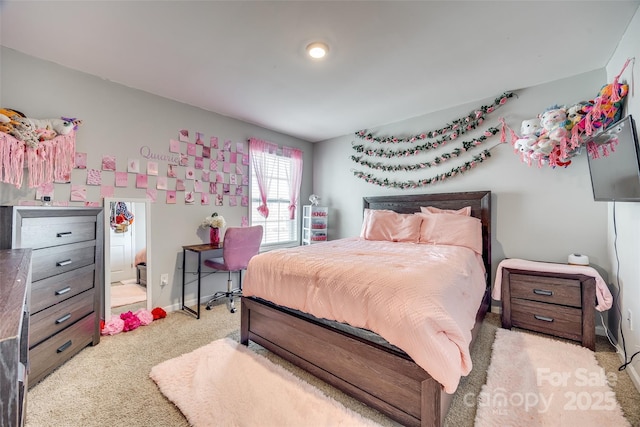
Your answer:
[103,197,152,320]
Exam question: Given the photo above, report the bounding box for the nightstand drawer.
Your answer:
[20,216,97,249]
[29,289,95,347]
[510,274,581,307]
[511,298,582,341]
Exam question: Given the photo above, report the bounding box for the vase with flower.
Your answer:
[200,212,226,245]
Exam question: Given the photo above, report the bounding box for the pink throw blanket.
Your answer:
[492,258,613,311]
[243,237,487,393]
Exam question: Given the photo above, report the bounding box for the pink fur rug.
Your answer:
[474,328,629,426]
[150,338,381,426]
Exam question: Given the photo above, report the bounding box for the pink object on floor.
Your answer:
[101,316,124,335]
[134,309,154,326]
[120,311,141,332]
[492,258,613,311]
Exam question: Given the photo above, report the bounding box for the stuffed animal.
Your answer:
[513,118,541,153]
[0,120,12,135]
[566,102,586,131]
[531,136,556,156]
[0,109,83,149]
[0,108,24,135]
[539,106,569,142]
[35,128,58,141]
[9,116,40,148]
[27,117,82,136]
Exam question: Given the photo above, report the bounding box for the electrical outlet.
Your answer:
[161,273,169,286]
[627,309,633,331]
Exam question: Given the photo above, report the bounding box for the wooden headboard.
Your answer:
[362,191,492,288]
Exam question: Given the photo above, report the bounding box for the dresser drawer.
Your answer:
[510,274,582,307]
[29,289,95,347]
[19,216,97,249]
[29,313,96,386]
[31,240,96,282]
[511,298,582,341]
[30,265,96,314]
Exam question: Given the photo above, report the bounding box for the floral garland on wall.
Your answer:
[352,127,499,161]
[353,150,493,189]
[350,91,515,188]
[354,92,514,144]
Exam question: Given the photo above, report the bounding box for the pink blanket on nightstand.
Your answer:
[492,258,613,311]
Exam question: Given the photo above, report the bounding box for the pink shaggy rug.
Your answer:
[150,338,381,426]
[475,328,629,426]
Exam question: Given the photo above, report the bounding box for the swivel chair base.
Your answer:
[205,277,242,313]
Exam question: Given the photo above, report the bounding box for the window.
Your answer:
[249,139,303,246]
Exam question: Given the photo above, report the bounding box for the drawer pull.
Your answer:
[56,259,72,267]
[57,340,72,353]
[57,231,73,237]
[533,289,553,296]
[55,313,72,324]
[534,314,554,322]
[55,286,72,295]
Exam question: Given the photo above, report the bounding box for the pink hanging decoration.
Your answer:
[0,133,25,187]
[53,131,76,182]
[0,129,76,188]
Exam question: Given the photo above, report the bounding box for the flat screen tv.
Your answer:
[587,115,640,202]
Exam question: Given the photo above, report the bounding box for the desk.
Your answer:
[181,243,222,319]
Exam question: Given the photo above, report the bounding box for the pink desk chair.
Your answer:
[204,225,263,313]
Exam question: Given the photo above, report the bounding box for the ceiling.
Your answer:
[1,1,639,143]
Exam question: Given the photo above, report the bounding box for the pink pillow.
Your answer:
[362,209,421,242]
[420,206,471,216]
[360,209,393,238]
[416,213,482,254]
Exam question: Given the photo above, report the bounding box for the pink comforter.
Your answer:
[243,237,487,393]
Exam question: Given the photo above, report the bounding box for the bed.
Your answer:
[240,191,491,427]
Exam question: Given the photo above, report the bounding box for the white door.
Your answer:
[110,202,135,283]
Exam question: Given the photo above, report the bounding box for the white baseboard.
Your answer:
[613,342,640,394]
[162,293,223,314]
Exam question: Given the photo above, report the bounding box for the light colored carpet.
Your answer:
[150,337,381,426]
[475,328,629,426]
[111,283,146,307]
[25,303,640,427]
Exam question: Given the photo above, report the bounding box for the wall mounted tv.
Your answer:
[587,115,640,202]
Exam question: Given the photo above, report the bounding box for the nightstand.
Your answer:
[501,266,596,350]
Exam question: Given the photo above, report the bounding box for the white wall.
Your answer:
[0,47,314,313]
[605,7,640,389]
[314,70,610,281]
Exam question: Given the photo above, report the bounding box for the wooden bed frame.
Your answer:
[241,191,491,427]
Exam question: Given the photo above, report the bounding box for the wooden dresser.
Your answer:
[0,206,103,386]
[0,249,31,427]
[501,267,596,350]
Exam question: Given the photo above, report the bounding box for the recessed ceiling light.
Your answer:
[306,42,329,59]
